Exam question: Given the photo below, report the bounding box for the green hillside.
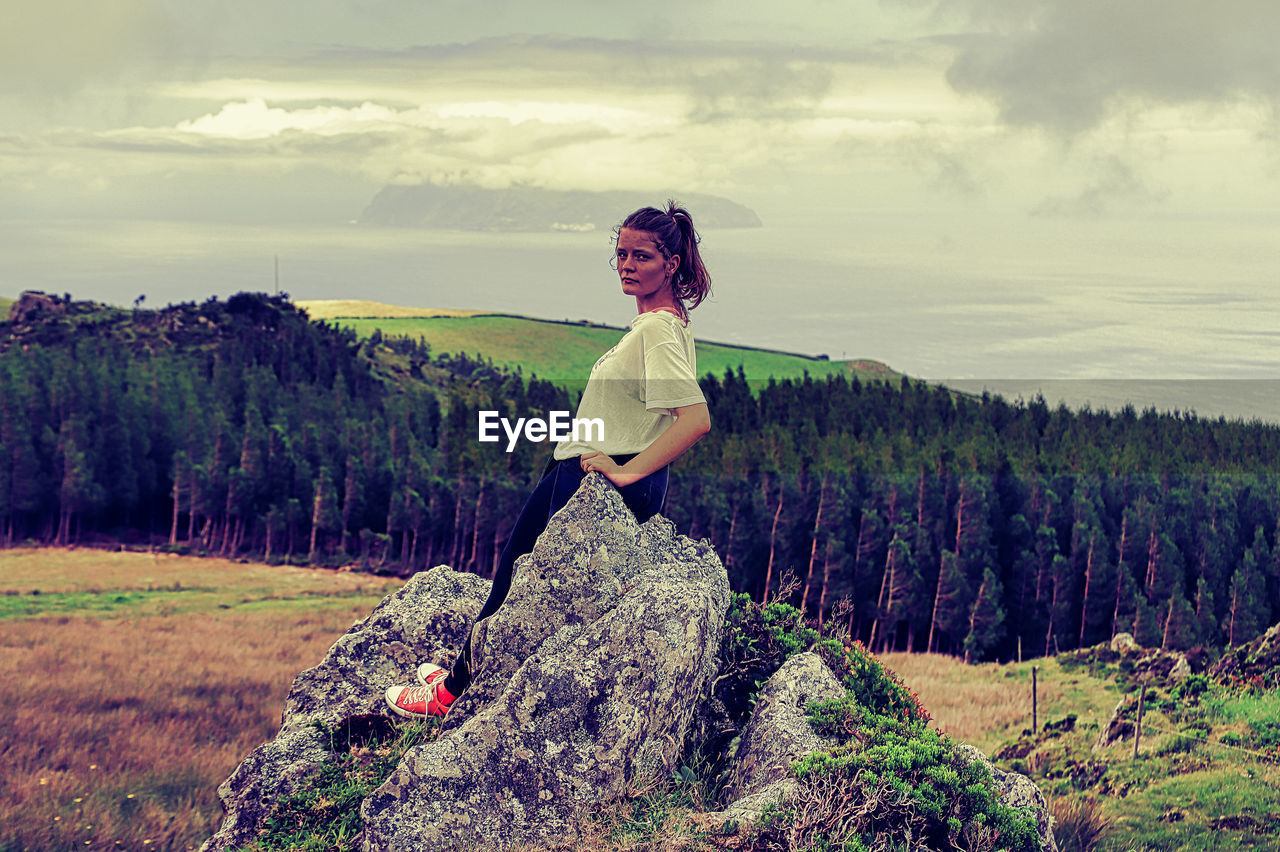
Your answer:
[330,312,900,390]
[0,295,13,317]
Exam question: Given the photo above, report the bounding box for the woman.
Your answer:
[386,202,713,718]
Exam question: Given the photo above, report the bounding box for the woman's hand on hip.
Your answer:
[579,452,642,488]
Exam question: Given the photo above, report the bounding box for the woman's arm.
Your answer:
[579,403,711,487]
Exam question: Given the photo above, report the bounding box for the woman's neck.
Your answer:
[639,304,688,325]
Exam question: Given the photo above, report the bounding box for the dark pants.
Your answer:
[444,454,669,694]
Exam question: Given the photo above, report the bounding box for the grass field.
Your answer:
[295,300,485,320]
[887,652,1280,852]
[303,300,901,389]
[6,547,1276,852]
[0,548,402,852]
[0,295,13,318]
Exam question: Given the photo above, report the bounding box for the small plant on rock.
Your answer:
[716,591,929,731]
[245,719,437,852]
[748,703,1040,852]
[715,593,1034,851]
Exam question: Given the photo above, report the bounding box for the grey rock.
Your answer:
[1118,648,1194,688]
[201,568,489,852]
[360,473,730,852]
[1110,632,1140,655]
[1210,620,1280,685]
[722,651,846,802]
[1170,654,1192,683]
[713,778,797,827]
[1094,695,1135,751]
[953,743,1060,852]
[703,654,1059,852]
[699,651,845,831]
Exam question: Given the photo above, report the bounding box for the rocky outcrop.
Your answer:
[204,471,1061,852]
[1211,622,1280,689]
[1071,633,1195,688]
[1094,694,1135,751]
[201,568,490,852]
[7,290,68,324]
[359,473,730,851]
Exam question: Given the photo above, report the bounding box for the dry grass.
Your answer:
[0,547,391,597]
[1050,796,1113,852]
[881,653,1067,751]
[0,549,401,852]
[294,300,486,320]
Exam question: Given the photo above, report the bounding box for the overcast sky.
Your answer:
[2,1,1278,388]
[5,0,1278,216]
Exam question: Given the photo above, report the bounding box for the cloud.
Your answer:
[174,99,428,139]
[900,133,989,197]
[926,0,1280,135]
[3,33,940,198]
[0,28,1025,217]
[1030,155,1166,217]
[0,0,173,96]
[292,35,873,115]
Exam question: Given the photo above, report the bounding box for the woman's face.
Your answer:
[616,228,677,303]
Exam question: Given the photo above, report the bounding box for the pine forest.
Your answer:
[3,293,1279,664]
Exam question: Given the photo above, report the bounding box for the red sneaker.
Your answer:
[386,666,455,718]
[416,662,445,685]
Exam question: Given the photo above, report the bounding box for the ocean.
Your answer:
[3,212,1277,422]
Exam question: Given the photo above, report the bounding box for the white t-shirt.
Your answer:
[553,310,706,460]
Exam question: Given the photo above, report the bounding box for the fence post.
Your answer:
[1032,665,1038,734]
[1133,683,1147,760]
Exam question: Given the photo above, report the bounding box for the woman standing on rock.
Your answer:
[386,201,714,718]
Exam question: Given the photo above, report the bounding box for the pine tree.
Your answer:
[1,374,46,542]
[1112,563,1142,639]
[846,503,887,641]
[1226,527,1271,645]
[1267,516,1280,628]
[927,475,992,653]
[310,468,341,562]
[56,421,100,545]
[1194,577,1218,647]
[1043,554,1073,656]
[1161,589,1198,650]
[874,523,918,652]
[265,504,284,562]
[341,452,364,557]
[963,567,1006,663]
[1132,592,1163,647]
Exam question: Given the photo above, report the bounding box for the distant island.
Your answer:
[357,185,763,232]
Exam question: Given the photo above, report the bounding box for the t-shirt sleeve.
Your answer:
[642,328,706,412]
